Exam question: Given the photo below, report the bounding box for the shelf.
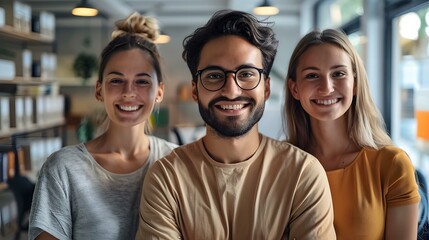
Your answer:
[0,80,59,96]
[0,78,57,85]
[0,120,65,138]
[0,25,54,44]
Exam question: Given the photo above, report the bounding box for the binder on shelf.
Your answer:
[31,11,55,38]
[6,150,15,179]
[9,96,24,129]
[0,59,15,80]
[0,97,10,133]
[0,0,31,33]
[0,81,57,96]
[23,95,33,127]
[21,48,32,78]
[0,145,15,182]
[32,95,45,124]
[0,152,8,183]
[0,7,5,27]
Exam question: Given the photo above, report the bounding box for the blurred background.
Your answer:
[0,0,428,239]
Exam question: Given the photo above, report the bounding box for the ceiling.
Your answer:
[20,0,302,28]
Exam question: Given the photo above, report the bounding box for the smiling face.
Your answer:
[96,48,164,127]
[192,35,270,137]
[288,43,355,122]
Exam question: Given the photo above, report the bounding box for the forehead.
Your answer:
[298,43,352,68]
[198,35,263,69]
[105,48,153,70]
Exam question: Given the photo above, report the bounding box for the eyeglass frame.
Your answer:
[194,65,266,92]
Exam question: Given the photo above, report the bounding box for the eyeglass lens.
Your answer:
[200,67,262,91]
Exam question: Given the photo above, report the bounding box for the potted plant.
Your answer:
[73,52,98,85]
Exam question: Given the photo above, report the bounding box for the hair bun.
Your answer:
[112,12,160,41]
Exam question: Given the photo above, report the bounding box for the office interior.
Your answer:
[0,0,428,239]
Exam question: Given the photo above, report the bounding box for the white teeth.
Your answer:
[316,99,338,105]
[119,105,139,111]
[220,104,244,110]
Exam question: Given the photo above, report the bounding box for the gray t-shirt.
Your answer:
[29,136,177,240]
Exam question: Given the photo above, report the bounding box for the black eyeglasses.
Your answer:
[195,66,265,91]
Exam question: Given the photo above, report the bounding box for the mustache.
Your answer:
[208,96,255,108]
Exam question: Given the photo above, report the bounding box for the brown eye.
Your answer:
[305,73,318,79]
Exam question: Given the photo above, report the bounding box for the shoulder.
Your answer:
[148,140,200,173]
[46,144,86,163]
[40,144,89,173]
[371,145,408,157]
[363,145,413,167]
[361,146,416,182]
[149,136,178,151]
[260,136,325,180]
[263,136,320,167]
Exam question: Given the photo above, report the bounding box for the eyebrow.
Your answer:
[301,65,348,72]
[202,64,259,71]
[107,71,152,77]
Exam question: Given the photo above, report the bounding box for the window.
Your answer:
[389,2,429,168]
[316,0,364,29]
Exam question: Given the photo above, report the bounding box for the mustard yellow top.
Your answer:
[327,146,420,240]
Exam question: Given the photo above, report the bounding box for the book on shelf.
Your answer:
[0,146,15,183]
[0,145,31,183]
[0,82,54,96]
[0,153,7,183]
[0,96,9,133]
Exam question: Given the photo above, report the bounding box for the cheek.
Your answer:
[136,84,156,95]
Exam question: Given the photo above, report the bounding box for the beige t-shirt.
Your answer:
[136,135,336,240]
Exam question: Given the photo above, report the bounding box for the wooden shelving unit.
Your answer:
[0,17,63,240]
[0,25,53,44]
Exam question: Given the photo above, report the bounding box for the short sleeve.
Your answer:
[288,156,336,239]
[28,154,72,240]
[135,160,182,239]
[385,148,420,207]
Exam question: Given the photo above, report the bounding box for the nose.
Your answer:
[220,73,241,97]
[318,76,334,95]
[122,82,136,98]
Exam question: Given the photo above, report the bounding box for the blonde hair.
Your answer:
[112,12,159,41]
[284,29,392,151]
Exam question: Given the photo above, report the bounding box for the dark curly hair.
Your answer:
[182,9,278,81]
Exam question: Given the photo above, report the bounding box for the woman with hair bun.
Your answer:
[29,12,177,240]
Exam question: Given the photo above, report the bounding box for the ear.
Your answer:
[191,81,198,102]
[264,77,271,100]
[156,82,165,103]
[95,81,103,101]
[288,79,300,100]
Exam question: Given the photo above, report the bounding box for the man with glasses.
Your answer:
[136,9,336,239]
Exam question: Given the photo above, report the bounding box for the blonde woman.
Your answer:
[284,28,420,239]
[29,12,177,240]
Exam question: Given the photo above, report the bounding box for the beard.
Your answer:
[197,96,264,138]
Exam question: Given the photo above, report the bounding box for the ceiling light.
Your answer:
[154,32,170,44]
[72,0,98,17]
[253,0,279,16]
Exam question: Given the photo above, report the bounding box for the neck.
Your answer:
[94,123,149,155]
[202,125,261,164]
[309,117,361,170]
[309,117,350,156]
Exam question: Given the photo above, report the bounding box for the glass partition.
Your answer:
[391,5,429,167]
[316,0,364,29]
